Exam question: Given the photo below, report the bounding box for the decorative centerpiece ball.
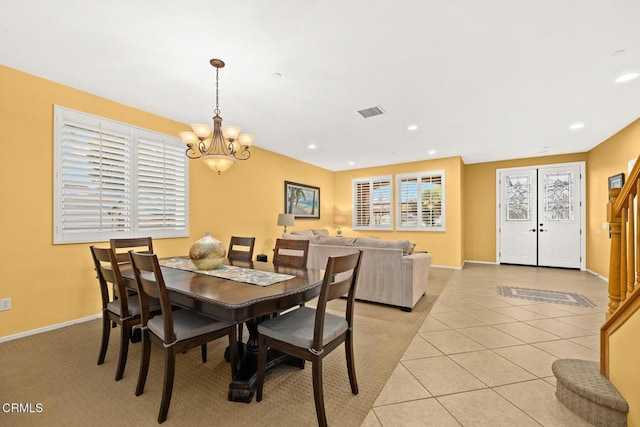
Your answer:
[189,232,226,270]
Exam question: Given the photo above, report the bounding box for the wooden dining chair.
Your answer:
[228,236,256,261]
[90,246,160,381]
[110,237,154,264]
[129,251,237,424]
[226,236,256,348]
[256,250,363,427]
[109,237,154,339]
[273,238,309,268]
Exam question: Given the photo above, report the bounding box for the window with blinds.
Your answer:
[54,106,188,243]
[396,170,445,231]
[352,176,393,230]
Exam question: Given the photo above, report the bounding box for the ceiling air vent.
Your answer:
[357,105,385,119]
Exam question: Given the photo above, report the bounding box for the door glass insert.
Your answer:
[544,171,573,221]
[506,175,531,221]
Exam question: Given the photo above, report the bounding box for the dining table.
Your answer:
[120,256,324,403]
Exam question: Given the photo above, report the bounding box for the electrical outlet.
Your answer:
[0,298,11,311]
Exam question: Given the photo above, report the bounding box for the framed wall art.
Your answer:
[608,173,625,198]
[284,181,320,219]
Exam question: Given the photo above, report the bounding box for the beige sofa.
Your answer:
[284,229,432,311]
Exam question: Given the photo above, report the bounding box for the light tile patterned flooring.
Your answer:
[361,263,609,427]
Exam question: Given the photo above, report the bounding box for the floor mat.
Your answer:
[497,286,596,308]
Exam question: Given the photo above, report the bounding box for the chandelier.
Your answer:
[179,58,253,174]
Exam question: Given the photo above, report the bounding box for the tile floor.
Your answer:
[361,263,609,427]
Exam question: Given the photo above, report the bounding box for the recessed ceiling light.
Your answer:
[615,72,639,83]
[569,122,585,130]
[308,144,316,149]
[348,161,355,166]
[407,124,418,131]
[428,150,436,155]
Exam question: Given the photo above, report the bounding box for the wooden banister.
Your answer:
[601,154,640,375]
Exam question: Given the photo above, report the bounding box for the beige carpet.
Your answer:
[0,269,451,427]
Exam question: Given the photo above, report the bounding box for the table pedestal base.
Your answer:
[227,317,304,403]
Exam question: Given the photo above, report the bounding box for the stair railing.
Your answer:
[601,154,640,375]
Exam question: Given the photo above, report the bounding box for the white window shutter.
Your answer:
[55,110,132,243]
[54,106,188,243]
[352,176,393,230]
[136,130,188,237]
[396,170,445,231]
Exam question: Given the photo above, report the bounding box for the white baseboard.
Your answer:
[432,264,464,270]
[585,269,608,282]
[464,260,498,265]
[0,313,101,343]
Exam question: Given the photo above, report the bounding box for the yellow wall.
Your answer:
[0,65,333,337]
[1,62,639,338]
[462,153,588,263]
[586,118,640,277]
[609,308,640,426]
[333,156,464,268]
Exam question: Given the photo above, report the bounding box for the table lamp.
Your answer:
[334,214,347,237]
[277,213,295,237]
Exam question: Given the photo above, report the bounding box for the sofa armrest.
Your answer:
[401,252,432,310]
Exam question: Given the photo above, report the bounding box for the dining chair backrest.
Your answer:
[228,236,256,262]
[312,251,362,353]
[273,238,309,268]
[128,251,176,344]
[90,246,131,317]
[110,237,154,264]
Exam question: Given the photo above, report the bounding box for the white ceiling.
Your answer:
[1,0,639,171]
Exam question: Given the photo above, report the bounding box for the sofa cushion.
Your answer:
[354,237,412,255]
[315,236,356,246]
[291,229,314,237]
[311,229,330,236]
[283,233,311,240]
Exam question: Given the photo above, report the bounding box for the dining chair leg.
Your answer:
[255,336,268,402]
[312,359,327,427]
[97,314,111,365]
[158,348,176,424]
[345,331,359,394]
[115,324,131,381]
[135,330,151,396]
[201,343,207,363]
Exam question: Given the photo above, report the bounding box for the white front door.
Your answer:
[537,165,582,268]
[498,163,583,269]
[499,169,538,265]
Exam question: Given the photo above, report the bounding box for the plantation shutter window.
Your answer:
[396,170,445,231]
[54,106,189,243]
[136,131,188,236]
[352,176,393,230]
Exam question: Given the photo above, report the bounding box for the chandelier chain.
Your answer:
[214,67,220,116]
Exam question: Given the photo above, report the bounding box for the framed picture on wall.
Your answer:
[284,181,320,219]
[608,173,625,196]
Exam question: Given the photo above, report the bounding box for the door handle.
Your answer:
[539,229,548,232]
[529,229,536,232]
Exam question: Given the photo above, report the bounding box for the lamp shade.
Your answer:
[277,213,295,227]
[334,214,347,225]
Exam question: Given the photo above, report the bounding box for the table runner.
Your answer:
[159,258,295,287]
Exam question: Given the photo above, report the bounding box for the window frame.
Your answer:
[396,170,446,231]
[352,175,393,231]
[53,106,189,244]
